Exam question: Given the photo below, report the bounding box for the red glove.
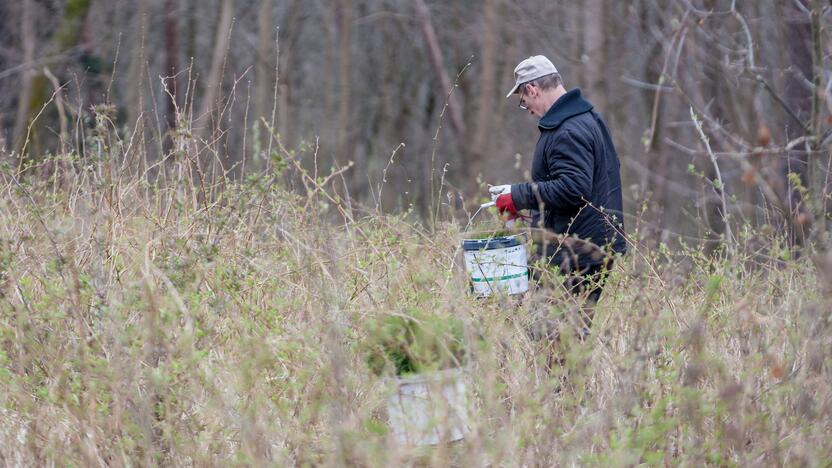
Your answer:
[495,193,517,218]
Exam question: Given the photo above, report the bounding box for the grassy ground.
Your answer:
[0,144,830,466]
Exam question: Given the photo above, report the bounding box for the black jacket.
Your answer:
[511,88,626,267]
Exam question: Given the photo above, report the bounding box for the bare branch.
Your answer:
[691,106,735,255]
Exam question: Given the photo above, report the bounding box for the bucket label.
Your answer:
[463,243,529,297]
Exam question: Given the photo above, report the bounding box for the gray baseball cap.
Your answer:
[505,55,559,98]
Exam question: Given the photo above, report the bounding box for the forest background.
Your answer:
[2,0,829,243]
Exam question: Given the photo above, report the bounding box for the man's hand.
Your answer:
[488,184,512,199]
[495,193,517,218]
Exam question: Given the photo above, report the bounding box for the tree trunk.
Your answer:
[633,2,668,230]
[277,0,301,150]
[196,0,234,140]
[335,0,354,176]
[698,30,728,257]
[126,0,149,131]
[15,0,92,165]
[413,0,465,139]
[413,0,474,212]
[164,0,179,131]
[254,0,274,157]
[582,0,606,110]
[472,0,499,187]
[779,0,813,245]
[809,0,829,228]
[11,0,35,155]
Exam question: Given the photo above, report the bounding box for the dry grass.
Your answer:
[0,113,830,467]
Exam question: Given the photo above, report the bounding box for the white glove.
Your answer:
[488,184,512,200]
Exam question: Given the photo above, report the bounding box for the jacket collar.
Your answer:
[538,88,593,131]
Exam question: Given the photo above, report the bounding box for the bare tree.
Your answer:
[255,0,274,155]
[126,0,148,130]
[336,0,354,173]
[11,0,35,155]
[473,0,499,185]
[14,0,93,163]
[582,0,606,110]
[196,0,234,140]
[413,0,465,140]
[164,0,179,132]
[779,0,814,245]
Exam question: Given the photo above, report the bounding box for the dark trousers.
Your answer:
[530,254,613,334]
[524,257,613,375]
[563,260,612,307]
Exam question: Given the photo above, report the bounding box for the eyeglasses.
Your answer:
[517,84,531,111]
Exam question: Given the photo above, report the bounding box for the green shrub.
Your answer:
[363,309,466,377]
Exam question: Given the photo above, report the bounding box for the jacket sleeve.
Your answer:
[511,130,594,213]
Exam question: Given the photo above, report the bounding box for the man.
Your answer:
[491,55,626,316]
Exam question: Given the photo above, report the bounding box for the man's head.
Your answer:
[506,55,566,118]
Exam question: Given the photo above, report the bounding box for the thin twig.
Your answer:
[691,106,735,256]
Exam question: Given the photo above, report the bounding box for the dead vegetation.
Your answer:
[0,114,829,465]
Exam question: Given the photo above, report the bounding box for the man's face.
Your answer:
[518,83,545,117]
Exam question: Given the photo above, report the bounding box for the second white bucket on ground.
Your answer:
[462,234,529,297]
[387,368,471,446]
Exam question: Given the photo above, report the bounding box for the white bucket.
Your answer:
[387,368,470,446]
[462,233,529,297]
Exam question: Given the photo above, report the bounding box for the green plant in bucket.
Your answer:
[463,229,514,240]
[364,309,466,377]
[464,205,528,239]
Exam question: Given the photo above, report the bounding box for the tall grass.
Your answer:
[0,107,830,466]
